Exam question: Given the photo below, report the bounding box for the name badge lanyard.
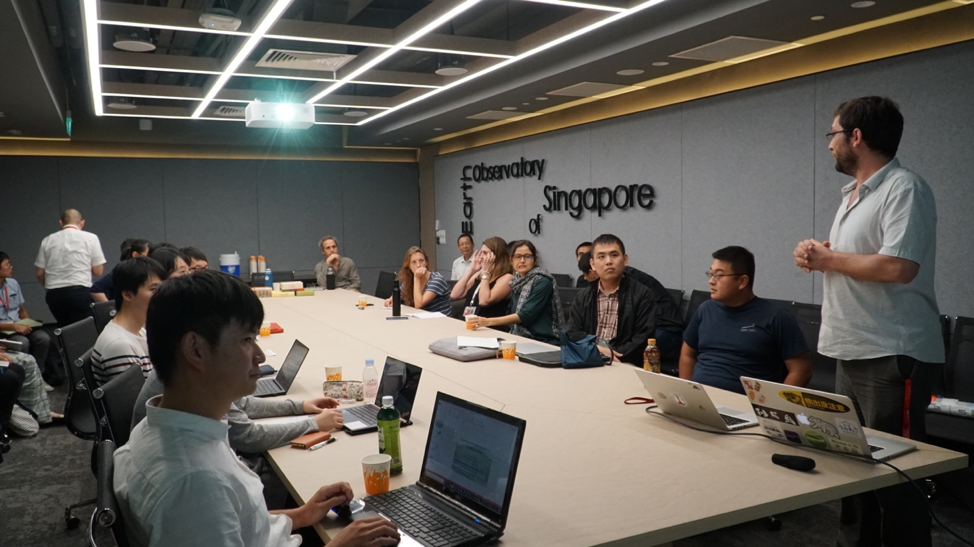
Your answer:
[0,286,9,314]
[462,284,482,317]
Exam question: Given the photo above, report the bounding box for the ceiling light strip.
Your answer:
[100,64,223,75]
[314,104,390,110]
[306,0,486,104]
[103,112,359,125]
[519,0,626,12]
[402,46,514,59]
[81,0,103,116]
[97,20,250,37]
[360,0,668,126]
[191,0,295,119]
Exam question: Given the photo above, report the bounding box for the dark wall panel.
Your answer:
[342,162,420,269]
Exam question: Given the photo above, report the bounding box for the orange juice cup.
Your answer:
[500,341,516,360]
[465,316,477,330]
[362,454,392,495]
[259,321,271,337]
[357,296,368,307]
[325,365,342,381]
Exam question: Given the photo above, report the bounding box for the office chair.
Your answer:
[0,362,25,465]
[54,318,100,528]
[791,302,836,394]
[292,269,317,287]
[90,301,117,334]
[89,439,130,547]
[92,365,145,447]
[375,271,396,299]
[684,290,710,323]
[551,273,572,288]
[557,287,581,322]
[665,288,684,307]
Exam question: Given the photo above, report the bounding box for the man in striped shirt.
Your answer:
[92,257,167,386]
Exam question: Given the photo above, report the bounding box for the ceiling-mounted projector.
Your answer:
[245,101,316,129]
[199,8,242,31]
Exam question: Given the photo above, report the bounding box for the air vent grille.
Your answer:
[670,36,790,62]
[256,49,356,72]
[546,82,628,98]
[466,110,522,120]
[214,106,245,117]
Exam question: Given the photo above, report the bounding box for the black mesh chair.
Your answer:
[375,271,396,299]
[927,316,974,447]
[685,290,710,323]
[552,274,572,288]
[89,439,130,547]
[91,301,116,334]
[54,317,100,528]
[292,269,317,286]
[791,302,836,394]
[92,365,145,447]
[765,298,796,317]
[665,288,684,306]
[557,287,582,322]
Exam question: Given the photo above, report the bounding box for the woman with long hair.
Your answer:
[449,237,513,321]
[148,248,189,278]
[468,239,565,344]
[384,246,452,315]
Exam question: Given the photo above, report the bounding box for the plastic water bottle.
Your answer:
[377,396,402,476]
[643,338,660,373]
[264,268,273,288]
[363,359,379,403]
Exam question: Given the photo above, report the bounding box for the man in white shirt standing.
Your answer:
[91,257,166,386]
[34,209,106,326]
[115,270,399,547]
[450,233,474,280]
[793,97,943,547]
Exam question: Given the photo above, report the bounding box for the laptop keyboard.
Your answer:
[344,404,380,424]
[367,489,479,547]
[720,414,749,427]
[254,380,280,396]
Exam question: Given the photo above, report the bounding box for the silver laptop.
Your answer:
[343,357,423,435]
[635,369,759,431]
[739,377,916,462]
[253,340,308,398]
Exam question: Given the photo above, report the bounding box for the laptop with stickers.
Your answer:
[739,377,916,462]
[634,369,758,431]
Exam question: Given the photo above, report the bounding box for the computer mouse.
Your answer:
[772,453,816,472]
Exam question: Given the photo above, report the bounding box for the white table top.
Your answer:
[257,289,967,547]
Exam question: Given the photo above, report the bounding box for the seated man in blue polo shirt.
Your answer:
[0,251,54,385]
[680,246,812,394]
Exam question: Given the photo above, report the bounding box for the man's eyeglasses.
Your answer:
[826,129,852,142]
[188,266,208,273]
[512,254,535,262]
[705,271,742,281]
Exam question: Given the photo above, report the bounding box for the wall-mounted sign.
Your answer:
[462,158,546,183]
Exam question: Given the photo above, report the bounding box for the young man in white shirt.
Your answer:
[34,209,106,326]
[91,257,166,386]
[115,270,398,547]
[450,233,474,280]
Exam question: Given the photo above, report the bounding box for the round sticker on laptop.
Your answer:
[803,430,829,449]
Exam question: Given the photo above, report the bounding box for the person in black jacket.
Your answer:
[576,251,684,357]
[567,234,656,366]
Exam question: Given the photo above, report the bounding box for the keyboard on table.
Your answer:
[254,380,280,396]
[345,404,380,423]
[367,489,478,547]
[720,414,749,427]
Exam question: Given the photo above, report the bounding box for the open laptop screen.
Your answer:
[275,340,309,391]
[419,393,526,527]
[376,357,422,421]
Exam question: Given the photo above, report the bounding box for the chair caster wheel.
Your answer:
[65,514,80,529]
[766,516,782,532]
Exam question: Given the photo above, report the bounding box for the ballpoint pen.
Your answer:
[309,437,337,451]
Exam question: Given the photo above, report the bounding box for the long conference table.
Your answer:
[257,289,967,547]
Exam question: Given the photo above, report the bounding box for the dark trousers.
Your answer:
[654,328,682,358]
[835,355,941,547]
[45,286,94,327]
[3,330,53,377]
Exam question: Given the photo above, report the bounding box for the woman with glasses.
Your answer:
[384,246,452,315]
[148,248,190,278]
[468,240,565,344]
[450,237,514,324]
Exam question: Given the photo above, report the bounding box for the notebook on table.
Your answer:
[634,369,759,431]
[343,357,423,435]
[253,340,308,398]
[739,377,916,462]
[342,391,527,547]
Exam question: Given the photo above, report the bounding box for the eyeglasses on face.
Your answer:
[512,254,535,262]
[705,271,742,281]
[826,129,852,142]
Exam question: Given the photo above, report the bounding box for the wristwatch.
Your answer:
[480,272,490,281]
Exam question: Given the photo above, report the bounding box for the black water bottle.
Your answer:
[392,279,402,317]
[325,266,336,290]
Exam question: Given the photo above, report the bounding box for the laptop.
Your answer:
[634,369,759,431]
[739,377,916,462]
[253,340,309,398]
[343,391,527,547]
[514,342,561,368]
[343,357,423,435]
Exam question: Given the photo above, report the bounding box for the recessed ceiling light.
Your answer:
[343,109,369,117]
[435,66,468,76]
[433,127,443,131]
[851,1,875,7]
[402,137,410,141]
[7,129,23,135]
[535,97,548,101]
[810,15,825,20]
[501,106,517,111]
[107,98,138,110]
[652,61,669,66]
[522,102,530,105]
[616,69,644,76]
[113,29,156,52]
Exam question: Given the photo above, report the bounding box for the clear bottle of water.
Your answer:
[363,359,379,403]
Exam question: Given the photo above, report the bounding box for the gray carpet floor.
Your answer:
[2,383,972,547]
